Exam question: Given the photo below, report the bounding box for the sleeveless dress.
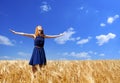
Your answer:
[29,36,46,66]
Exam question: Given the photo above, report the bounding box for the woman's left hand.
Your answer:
[59,32,65,36]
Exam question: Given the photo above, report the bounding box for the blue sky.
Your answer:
[0,0,120,60]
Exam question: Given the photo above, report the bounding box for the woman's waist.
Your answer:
[34,46,43,48]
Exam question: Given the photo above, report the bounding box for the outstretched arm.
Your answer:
[44,33,64,38]
[10,29,35,38]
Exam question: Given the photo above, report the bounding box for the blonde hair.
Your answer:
[34,25,44,37]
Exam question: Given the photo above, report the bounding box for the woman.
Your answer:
[10,25,64,74]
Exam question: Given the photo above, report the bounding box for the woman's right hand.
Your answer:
[9,29,17,34]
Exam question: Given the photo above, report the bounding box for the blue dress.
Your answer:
[29,36,46,66]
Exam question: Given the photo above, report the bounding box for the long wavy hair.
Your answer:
[34,25,44,37]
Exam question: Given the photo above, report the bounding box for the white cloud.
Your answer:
[88,51,97,55]
[100,14,119,27]
[63,52,91,59]
[107,17,114,24]
[0,56,10,59]
[100,23,106,27]
[40,2,51,12]
[79,6,84,10]
[78,6,89,14]
[18,52,30,56]
[63,52,69,56]
[71,52,91,58]
[77,37,91,45]
[54,27,76,44]
[76,37,80,40]
[54,28,91,45]
[99,53,105,56]
[96,33,116,46]
[0,55,29,60]
[107,15,119,24]
[61,51,105,60]
[114,15,119,19]
[0,35,14,46]
[77,39,89,45]
[0,56,21,60]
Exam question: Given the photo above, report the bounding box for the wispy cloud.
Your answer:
[0,35,14,46]
[99,53,105,56]
[100,14,119,27]
[54,27,76,44]
[107,15,119,24]
[88,51,97,55]
[76,37,80,40]
[54,28,91,45]
[78,6,89,14]
[100,23,106,27]
[64,52,91,59]
[62,51,105,60]
[96,33,116,46]
[18,52,30,56]
[77,37,91,45]
[78,6,84,10]
[0,55,28,60]
[0,56,10,60]
[40,2,51,13]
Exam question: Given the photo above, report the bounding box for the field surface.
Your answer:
[0,60,120,83]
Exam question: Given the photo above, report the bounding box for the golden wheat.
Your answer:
[0,60,120,83]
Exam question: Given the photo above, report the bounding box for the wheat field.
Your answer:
[0,60,120,83]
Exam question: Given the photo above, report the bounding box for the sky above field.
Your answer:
[0,0,120,60]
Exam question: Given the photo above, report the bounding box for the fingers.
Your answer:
[9,29,13,32]
[9,29,16,34]
[60,32,65,36]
